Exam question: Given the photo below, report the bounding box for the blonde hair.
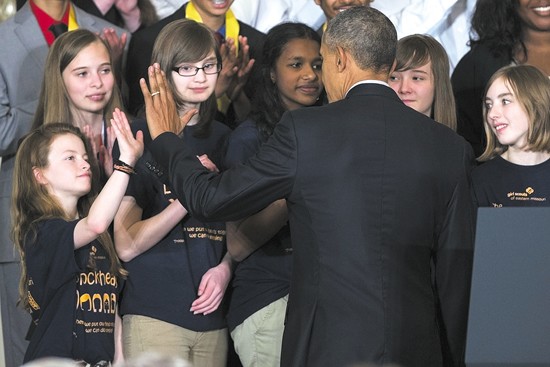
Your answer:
[394,34,457,131]
[11,123,126,311]
[32,29,125,131]
[479,65,550,161]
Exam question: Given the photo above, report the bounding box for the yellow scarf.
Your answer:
[186,1,240,113]
[68,4,79,31]
[186,1,240,55]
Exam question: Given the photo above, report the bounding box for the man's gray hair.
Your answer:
[324,6,397,74]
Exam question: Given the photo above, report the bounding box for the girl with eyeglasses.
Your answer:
[113,19,232,366]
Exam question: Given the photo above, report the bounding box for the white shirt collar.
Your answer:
[345,80,390,98]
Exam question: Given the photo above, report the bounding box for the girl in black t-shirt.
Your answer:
[472,65,550,207]
[222,22,323,367]
[114,19,232,367]
[11,116,143,364]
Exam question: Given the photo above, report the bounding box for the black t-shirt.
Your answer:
[222,119,292,331]
[24,219,121,364]
[119,119,230,331]
[472,155,550,207]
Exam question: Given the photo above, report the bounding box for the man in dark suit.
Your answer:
[141,6,475,367]
[125,0,265,122]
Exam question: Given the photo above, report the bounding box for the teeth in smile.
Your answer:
[495,125,506,131]
[534,6,550,11]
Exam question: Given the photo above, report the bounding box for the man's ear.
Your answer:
[33,167,48,185]
[314,0,322,6]
[336,46,347,71]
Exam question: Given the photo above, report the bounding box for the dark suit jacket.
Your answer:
[125,3,266,116]
[149,83,476,367]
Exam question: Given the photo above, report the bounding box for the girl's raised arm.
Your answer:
[73,109,144,248]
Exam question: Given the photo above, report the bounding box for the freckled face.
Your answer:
[484,77,531,150]
[37,133,92,201]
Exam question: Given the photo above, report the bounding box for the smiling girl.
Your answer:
[32,29,125,178]
[472,65,550,207]
[222,22,323,367]
[12,112,143,364]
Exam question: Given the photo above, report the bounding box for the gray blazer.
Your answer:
[0,2,126,262]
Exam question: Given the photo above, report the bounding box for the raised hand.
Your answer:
[101,28,127,66]
[226,35,255,101]
[140,63,197,139]
[82,124,117,177]
[215,38,238,98]
[98,125,116,177]
[110,108,143,166]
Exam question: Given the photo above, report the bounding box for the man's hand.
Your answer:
[140,63,197,139]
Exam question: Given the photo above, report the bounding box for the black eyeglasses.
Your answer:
[172,63,221,77]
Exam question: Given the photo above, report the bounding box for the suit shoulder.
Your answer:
[472,157,501,178]
[130,9,183,45]
[0,5,30,34]
[239,21,266,57]
[239,21,266,39]
[0,15,16,32]
[211,120,233,136]
[452,42,509,81]
[74,6,125,34]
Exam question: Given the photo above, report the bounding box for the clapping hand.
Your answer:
[110,108,143,167]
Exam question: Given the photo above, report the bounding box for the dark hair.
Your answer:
[324,6,396,74]
[152,19,221,138]
[469,0,524,60]
[251,22,322,140]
